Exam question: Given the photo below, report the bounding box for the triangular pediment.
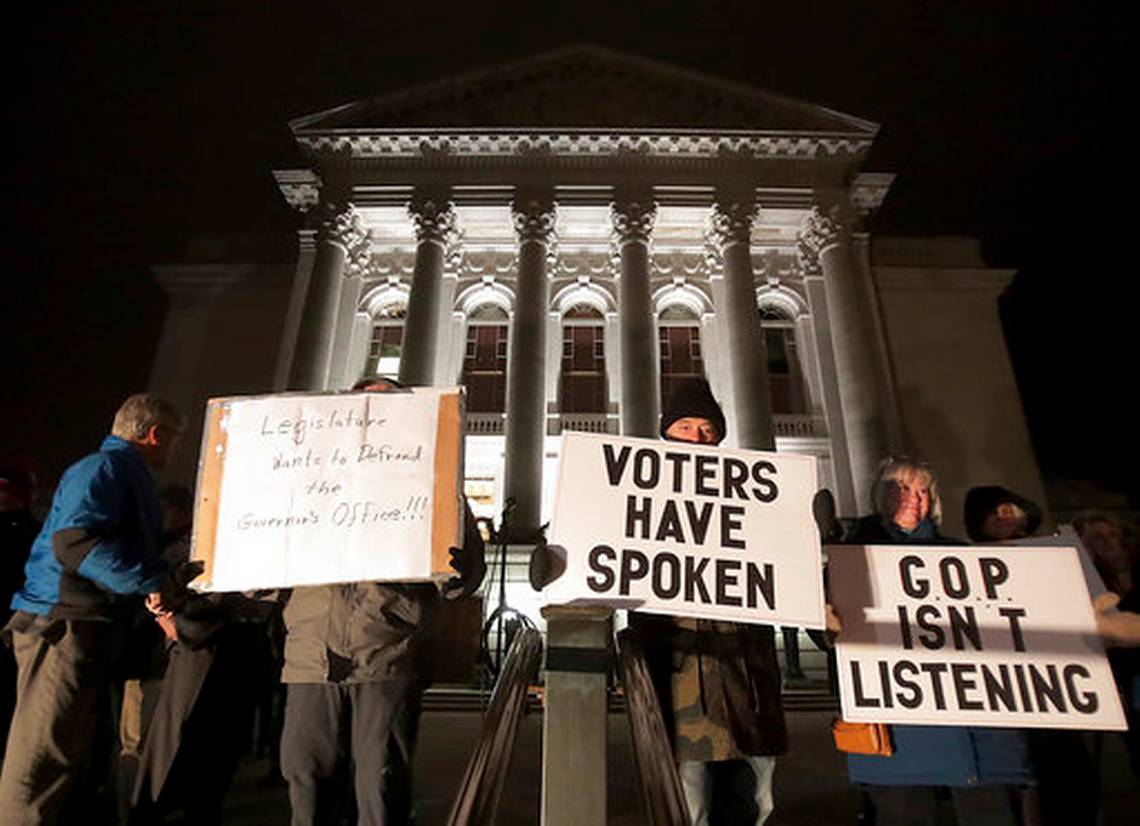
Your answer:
[292,45,876,135]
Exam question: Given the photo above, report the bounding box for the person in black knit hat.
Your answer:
[658,377,727,445]
[634,377,786,826]
[963,486,1042,543]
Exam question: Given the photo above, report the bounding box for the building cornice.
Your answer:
[294,130,873,163]
[273,169,321,212]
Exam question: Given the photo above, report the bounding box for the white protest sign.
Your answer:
[191,389,463,591]
[831,544,1126,730]
[1001,525,1108,599]
[544,432,824,628]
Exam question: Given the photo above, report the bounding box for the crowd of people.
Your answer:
[0,379,1135,825]
[0,384,484,826]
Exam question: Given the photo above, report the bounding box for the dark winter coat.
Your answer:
[841,515,1036,787]
[280,581,442,684]
[279,511,484,685]
[131,594,272,820]
[629,612,787,762]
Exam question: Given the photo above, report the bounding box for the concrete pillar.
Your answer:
[801,270,857,515]
[800,205,889,513]
[540,606,612,826]
[328,274,365,389]
[503,193,556,540]
[288,203,370,391]
[612,193,660,437]
[399,194,456,386]
[708,196,776,451]
[341,311,374,388]
[434,283,462,386]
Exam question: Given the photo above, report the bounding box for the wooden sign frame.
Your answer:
[190,388,465,590]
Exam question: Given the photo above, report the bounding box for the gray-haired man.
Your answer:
[0,393,182,825]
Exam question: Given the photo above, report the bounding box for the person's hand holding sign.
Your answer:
[825,603,842,636]
[445,543,486,598]
[1094,592,1140,646]
[444,502,487,599]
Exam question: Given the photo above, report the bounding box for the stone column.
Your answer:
[540,606,612,826]
[611,193,660,437]
[800,205,889,513]
[800,265,858,515]
[708,196,776,451]
[503,193,556,539]
[398,194,457,386]
[328,274,367,389]
[288,203,370,390]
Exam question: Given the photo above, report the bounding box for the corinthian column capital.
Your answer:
[796,243,823,277]
[799,205,846,258]
[320,203,372,276]
[408,194,458,246]
[707,198,758,250]
[610,193,658,245]
[511,193,558,245]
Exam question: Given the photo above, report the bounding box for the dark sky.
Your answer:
[2,2,1131,503]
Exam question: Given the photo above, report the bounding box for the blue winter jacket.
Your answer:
[842,516,1036,787]
[12,436,166,620]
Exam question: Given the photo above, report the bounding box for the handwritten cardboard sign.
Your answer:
[830,544,1126,730]
[544,432,825,628]
[190,389,463,591]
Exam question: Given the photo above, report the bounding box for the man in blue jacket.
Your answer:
[0,393,183,825]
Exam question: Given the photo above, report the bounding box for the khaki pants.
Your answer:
[0,615,117,826]
[117,677,162,821]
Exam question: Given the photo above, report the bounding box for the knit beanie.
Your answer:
[963,485,1043,542]
[659,378,726,444]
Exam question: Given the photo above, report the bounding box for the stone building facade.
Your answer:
[149,47,1045,556]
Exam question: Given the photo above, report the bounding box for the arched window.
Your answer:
[560,304,608,413]
[461,304,509,413]
[658,304,704,403]
[368,304,406,378]
[759,306,807,414]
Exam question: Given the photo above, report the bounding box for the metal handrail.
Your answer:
[446,627,543,826]
[615,627,693,826]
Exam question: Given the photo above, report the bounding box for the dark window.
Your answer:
[461,324,509,413]
[560,309,608,414]
[759,307,808,414]
[658,324,704,404]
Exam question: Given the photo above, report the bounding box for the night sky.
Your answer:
[2,2,1131,505]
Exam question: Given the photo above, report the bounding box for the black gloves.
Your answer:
[445,539,486,599]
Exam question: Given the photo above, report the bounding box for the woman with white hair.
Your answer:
[840,457,1038,826]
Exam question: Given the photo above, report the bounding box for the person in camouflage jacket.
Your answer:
[629,379,787,826]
